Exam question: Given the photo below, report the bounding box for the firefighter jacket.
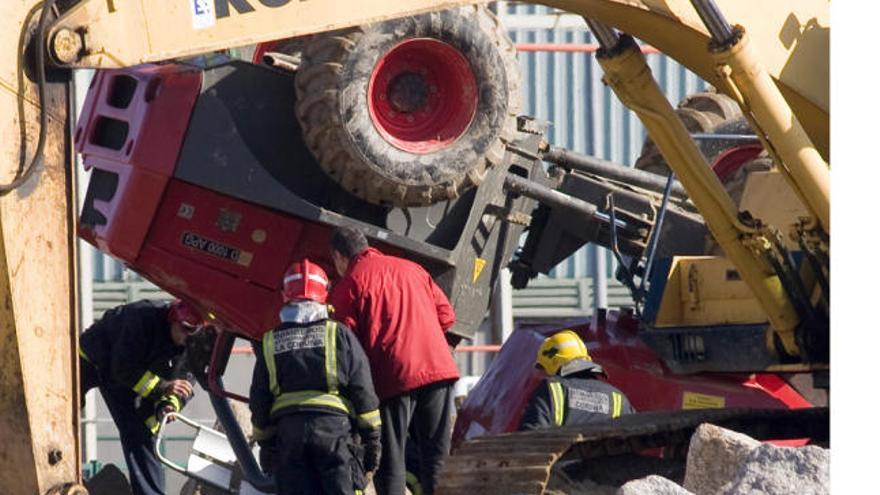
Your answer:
[518,371,634,431]
[328,247,460,401]
[79,300,193,430]
[249,315,382,442]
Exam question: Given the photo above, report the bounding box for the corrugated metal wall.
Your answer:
[91,250,128,281]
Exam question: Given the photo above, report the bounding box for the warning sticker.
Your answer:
[472,257,487,284]
[568,388,610,414]
[181,232,252,267]
[190,0,216,30]
[682,391,725,410]
[274,327,325,354]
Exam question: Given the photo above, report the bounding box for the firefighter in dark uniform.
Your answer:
[250,259,382,495]
[519,330,634,430]
[79,299,203,495]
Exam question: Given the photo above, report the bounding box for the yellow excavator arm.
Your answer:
[46,0,828,155]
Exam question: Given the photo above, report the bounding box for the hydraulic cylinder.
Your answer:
[593,34,801,355]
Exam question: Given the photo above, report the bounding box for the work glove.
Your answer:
[258,439,279,475]
[362,429,382,474]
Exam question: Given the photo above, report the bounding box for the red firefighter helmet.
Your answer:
[283,259,329,304]
[167,299,203,329]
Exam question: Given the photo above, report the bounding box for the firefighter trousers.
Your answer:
[374,380,455,495]
[80,357,165,495]
[275,412,366,495]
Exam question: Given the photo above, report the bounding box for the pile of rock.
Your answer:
[618,423,830,495]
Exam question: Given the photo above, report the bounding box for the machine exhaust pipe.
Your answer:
[262,51,300,72]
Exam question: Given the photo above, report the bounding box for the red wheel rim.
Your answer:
[368,38,478,154]
[711,144,764,181]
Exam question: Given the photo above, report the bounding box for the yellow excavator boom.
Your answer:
[47,0,828,156]
[1,1,80,493]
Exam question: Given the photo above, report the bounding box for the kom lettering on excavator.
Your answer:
[2,1,827,493]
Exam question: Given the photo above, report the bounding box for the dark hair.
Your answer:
[330,226,368,259]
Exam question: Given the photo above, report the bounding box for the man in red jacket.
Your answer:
[328,226,459,495]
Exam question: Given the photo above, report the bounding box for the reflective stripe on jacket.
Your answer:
[518,373,634,431]
[249,319,381,441]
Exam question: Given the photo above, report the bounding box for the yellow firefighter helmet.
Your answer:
[536,330,599,375]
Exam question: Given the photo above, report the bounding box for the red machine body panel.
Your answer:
[75,65,201,175]
[453,311,811,448]
[148,181,313,291]
[137,180,339,336]
[74,64,338,338]
[76,65,201,261]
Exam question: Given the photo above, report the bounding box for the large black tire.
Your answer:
[294,5,521,206]
[631,91,775,256]
[634,90,742,176]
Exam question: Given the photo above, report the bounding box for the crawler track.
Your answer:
[436,407,829,495]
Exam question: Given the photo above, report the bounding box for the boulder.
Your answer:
[618,475,694,495]
[683,423,761,494]
[721,443,830,495]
